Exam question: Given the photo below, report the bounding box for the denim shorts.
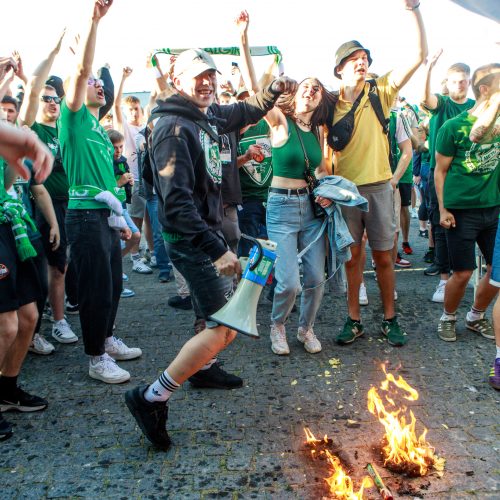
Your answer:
[490,217,500,287]
[123,208,139,234]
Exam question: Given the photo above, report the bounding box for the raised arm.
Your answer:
[65,0,113,112]
[19,31,65,127]
[235,10,259,94]
[0,67,15,102]
[469,91,500,144]
[114,66,132,131]
[12,51,28,86]
[420,49,443,111]
[390,0,428,90]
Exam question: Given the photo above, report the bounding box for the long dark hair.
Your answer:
[276,77,338,130]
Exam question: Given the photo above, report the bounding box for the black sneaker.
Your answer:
[167,295,193,310]
[423,249,435,264]
[124,385,171,450]
[189,362,243,389]
[424,262,440,276]
[0,387,48,412]
[65,300,79,315]
[0,413,13,441]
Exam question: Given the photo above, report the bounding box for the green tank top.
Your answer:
[272,117,322,180]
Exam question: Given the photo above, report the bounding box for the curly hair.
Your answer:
[276,78,337,129]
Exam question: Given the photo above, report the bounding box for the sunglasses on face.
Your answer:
[40,95,62,104]
[88,77,104,88]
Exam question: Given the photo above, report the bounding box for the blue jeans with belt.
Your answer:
[66,209,122,355]
[266,189,326,329]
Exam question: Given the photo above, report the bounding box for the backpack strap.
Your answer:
[366,80,389,134]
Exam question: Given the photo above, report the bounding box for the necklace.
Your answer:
[294,115,312,128]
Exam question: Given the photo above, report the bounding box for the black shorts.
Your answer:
[0,224,42,313]
[35,199,68,273]
[445,207,499,271]
[398,183,412,207]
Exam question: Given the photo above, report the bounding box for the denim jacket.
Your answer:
[298,175,368,288]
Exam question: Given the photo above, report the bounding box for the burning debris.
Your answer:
[367,365,445,477]
[304,428,372,500]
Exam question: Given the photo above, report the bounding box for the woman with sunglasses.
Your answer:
[265,78,335,355]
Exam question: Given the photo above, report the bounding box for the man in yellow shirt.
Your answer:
[331,0,428,347]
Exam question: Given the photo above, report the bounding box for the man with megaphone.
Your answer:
[124,48,297,450]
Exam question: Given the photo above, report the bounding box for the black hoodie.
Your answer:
[150,84,280,262]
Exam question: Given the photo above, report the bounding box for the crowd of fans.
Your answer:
[0,0,498,449]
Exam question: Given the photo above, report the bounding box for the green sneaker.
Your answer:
[438,318,456,342]
[336,317,364,345]
[381,318,408,346]
[466,318,494,339]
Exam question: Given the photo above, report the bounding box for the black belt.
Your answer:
[269,186,309,196]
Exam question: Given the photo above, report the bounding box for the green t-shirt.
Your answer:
[436,111,500,209]
[58,101,121,210]
[0,157,6,203]
[238,120,273,201]
[31,121,69,201]
[427,94,475,169]
[389,111,413,185]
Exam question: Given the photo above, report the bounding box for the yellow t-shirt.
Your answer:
[333,73,398,186]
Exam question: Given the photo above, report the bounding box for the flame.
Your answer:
[367,366,440,476]
[304,428,371,499]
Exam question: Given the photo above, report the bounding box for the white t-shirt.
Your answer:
[122,121,143,181]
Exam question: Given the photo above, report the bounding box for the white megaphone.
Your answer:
[209,237,277,338]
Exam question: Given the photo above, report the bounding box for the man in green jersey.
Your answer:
[434,63,500,343]
[59,0,141,384]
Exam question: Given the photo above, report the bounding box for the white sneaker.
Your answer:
[52,319,78,344]
[411,207,419,219]
[297,327,322,354]
[88,353,130,384]
[359,283,369,306]
[432,281,446,303]
[270,324,290,355]
[149,256,158,268]
[29,333,55,355]
[105,336,142,360]
[132,259,153,274]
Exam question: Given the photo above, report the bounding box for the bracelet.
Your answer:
[153,67,163,79]
[406,2,420,10]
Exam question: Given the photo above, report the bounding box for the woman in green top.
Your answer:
[265,77,335,356]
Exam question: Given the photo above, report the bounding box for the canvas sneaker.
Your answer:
[124,384,171,450]
[105,336,142,360]
[52,319,78,344]
[297,327,322,353]
[132,259,153,274]
[359,283,368,306]
[432,281,446,303]
[466,318,494,340]
[89,353,130,384]
[438,318,457,342]
[381,318,408,346]
[29,333,55,355]
[336,317,364,345]
[0,386,48,412]
[395,253,411,268]
[121,288,136,298]
[270,324,290,355]
[488,359,500,390]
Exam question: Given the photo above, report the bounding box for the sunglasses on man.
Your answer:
[40,95,62,104]
[88,77,104,88]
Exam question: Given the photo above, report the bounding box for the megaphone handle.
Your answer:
[240,234,264,271]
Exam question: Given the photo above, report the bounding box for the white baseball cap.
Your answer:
[173,49,220,80]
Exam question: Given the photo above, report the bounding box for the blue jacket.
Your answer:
[298,175,368,288]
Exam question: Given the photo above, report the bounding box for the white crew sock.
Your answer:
[144,370,180,403]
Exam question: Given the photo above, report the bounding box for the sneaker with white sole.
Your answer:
[432,281,446,303]
[105,336,142,360]
[149,256,158,268]
[29,333,55,355]
[65,300,79,315]
[270,324,289,355]
[89,353,130,384]
[132,259,153,274]
[297,327,322,353]
[359,283,368,306]
[52,319,78,344]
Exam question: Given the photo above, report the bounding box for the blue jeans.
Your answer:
[237,199,268,257]
[146,195,172,279]
[266,191,326,329]
[66,209,122,355]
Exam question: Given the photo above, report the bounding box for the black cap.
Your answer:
[46,75,65,98]
[334,40,372,79]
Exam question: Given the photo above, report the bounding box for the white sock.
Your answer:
[441,311,456,321]
[496,346,500,359]
[200,358,217,371]
[466,308,484,323]
[144,370,180,403]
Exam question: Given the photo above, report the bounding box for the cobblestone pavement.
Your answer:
[1,219,499,499]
